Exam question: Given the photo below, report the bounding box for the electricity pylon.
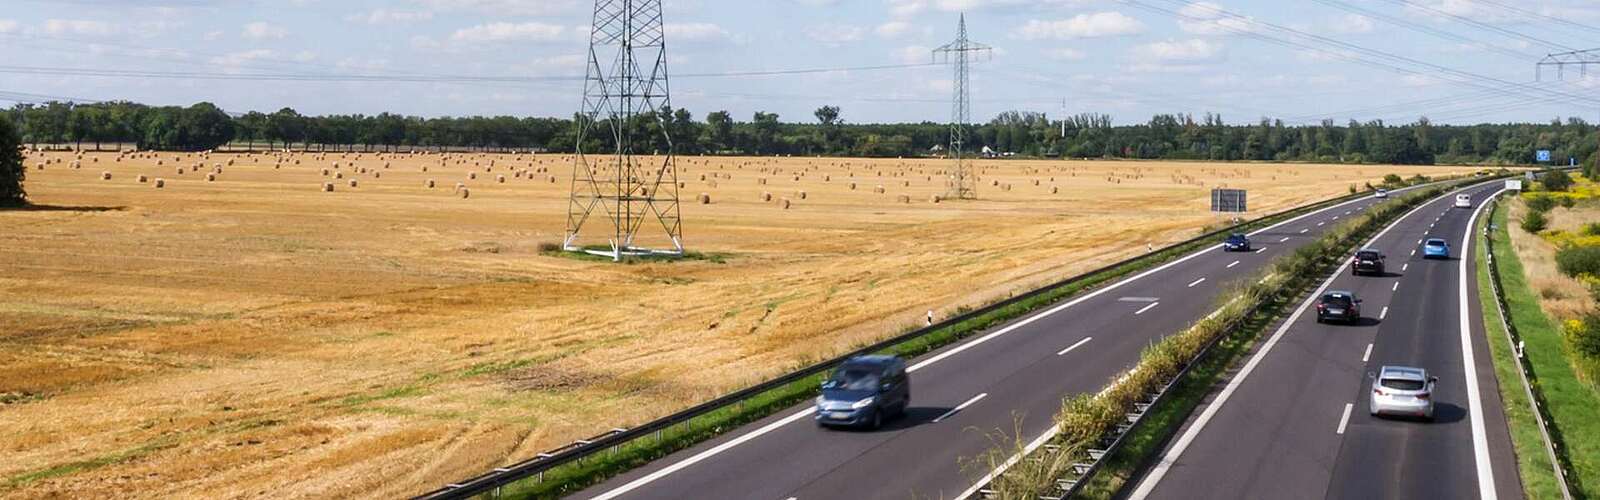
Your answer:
[934,14,990,200]
[565,0,683,261]
[1538,49,1600,176]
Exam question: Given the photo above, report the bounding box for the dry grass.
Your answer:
[0,150,1461,498]
[1508,200,1597,321]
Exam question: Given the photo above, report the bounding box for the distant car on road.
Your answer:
[1223,233,1252,252]
[1422,238,1450,259]
[1316,290,1362,324]
[1351,249,1386,276]
[1369,365,1437,421]
[1455,193,1472,208]
[815,355,909,429]
[1374,189,1388,199]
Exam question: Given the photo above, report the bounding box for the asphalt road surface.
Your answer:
[1131,181,1520,500]
[571,185,1444,500]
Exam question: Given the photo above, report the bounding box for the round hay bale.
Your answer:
[1050,186,1059,194]
[758,178,767,185]
[227,159,235,166]
[71,160,81,169]
[321,168,331,176]
[101,171,112,180]
[698,192,711,204]
[469,172,477,180]
[930,195,942,203]
[373,171,381,179]
[137,175,148,183]
[349,179,359,188]
[497,174,506,183]
[459,187,471,199]
[335,172,345,179]
[798,190,807,200]
[421,165,429,172]
[157,160,164,166]
[454,182,466,192]
[322,182,335,192]
[548,175,557,183]
[206,173,217,182]
[874,185,885,194]
[213,166,223,174]
[761,191,772,202]
[897,194,910,203]
[426,179,436,188]
[35,163,44,171]
[177,166,185,175]
[849,182,857,190]
[153,178,166,188]
[779,197,792,209]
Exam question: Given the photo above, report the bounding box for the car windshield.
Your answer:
[1380,378,1426,391]
[1227,235,1246,242]
[1322,295,1353,307]
[824,367,881,391]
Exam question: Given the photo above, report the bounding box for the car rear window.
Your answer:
[1380,378,1426,391]
[1357,251,1380,260]
[1322,295,1353,307]
[1426,240,1446,246]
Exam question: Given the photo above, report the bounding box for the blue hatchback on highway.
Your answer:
[1422,238,1450,259]
[815,355,909,429]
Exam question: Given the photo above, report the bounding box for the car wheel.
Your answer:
[1316,316,1323,324]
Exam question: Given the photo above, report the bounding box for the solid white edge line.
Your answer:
[933,393,988,423]
[591,190,1398,500]
[1187,277,1206,288]
[1128,184,1472,500]
[1134,302,1160,315]
[1461,189,1503,500]
[1336,403,1354,434]
[955,422,1061,500]
[1362,343,1373,362]
[1057,336,1093,356]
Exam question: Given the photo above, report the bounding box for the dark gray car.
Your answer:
[815,355,910,429]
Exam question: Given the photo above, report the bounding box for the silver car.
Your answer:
[1369,365,1437,421]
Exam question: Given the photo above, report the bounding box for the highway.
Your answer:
[1130,181,1520,500]
[570,186,1434,500]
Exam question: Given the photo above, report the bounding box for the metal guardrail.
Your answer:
[1481,194,1577,500]
[417,175,1479,500]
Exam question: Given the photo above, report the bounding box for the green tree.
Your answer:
[705,111,733,152]
[1541,168,1574,192]
[0,116,24,206]
[752,111,781,154]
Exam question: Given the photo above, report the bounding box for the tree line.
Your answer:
[7,100,1599,168]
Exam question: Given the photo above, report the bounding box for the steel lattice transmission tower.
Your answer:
[564,0,683,261]
[933,14,990,200]
[1537,49,1600,175]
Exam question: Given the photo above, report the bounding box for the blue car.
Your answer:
[815,355,909,429]
[1422,238,1450,259]
[1223,233,1251,252]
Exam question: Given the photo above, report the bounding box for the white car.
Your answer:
[1374,189,1388,199]
[1370,366,1436,421]
[1455,194,1471,208]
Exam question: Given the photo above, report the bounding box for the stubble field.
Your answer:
[0,150,1462,498]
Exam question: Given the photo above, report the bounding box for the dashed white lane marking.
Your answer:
[933,393,988,423]
[1362,343,1373,362]
[1227,260,1240,268]
[1392,282,1399,292]
[1279,237,1292,242]
[1300,228,1310,234]
[1402,263,1409,272]
[1410,249,1416,256]
[1317,222,1325,227]
[1379,306,1389,320]
[1057,337,1093,356]
[1255,247,1267,254]
[1188,277,1207,288]
[1336,403,1354,435]
[1418,238,1424,244]
[1134,302,1160,315]
[1345,210,1352,215]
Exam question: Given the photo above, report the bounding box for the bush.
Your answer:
[1521,210,1548,233]
[1555,245,1600,278]
[537,242,561,253]
[1558,196,1575,209]
[1526,194,1556,213]
[1541,168,1574,192]
[1566,316,1600,358]
[1383,173,1404,186]
[0,117,23,207]
[1582,222,1600,237]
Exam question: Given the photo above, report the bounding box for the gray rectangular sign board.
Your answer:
[1211,188,1247,213]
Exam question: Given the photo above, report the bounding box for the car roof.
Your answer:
[1357,248,1381,254]
[1379,365,1428,380]
[1227,233,1247,238]
[1425,238,1448,244]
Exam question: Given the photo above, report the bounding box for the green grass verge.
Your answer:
[1487,199,1600,497]
[477,191,1380,499]
[3,439,177,489]
[1477,199,1563,499]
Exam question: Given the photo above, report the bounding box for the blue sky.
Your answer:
[4,0,1600,125]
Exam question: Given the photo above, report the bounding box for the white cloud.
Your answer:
[347,9,434,24]
[893,44,931,64]
[1177,1,1258,35]
[1331,13,1374,34]
[1044,47,1087,60]
[44,19,115,37]
[203,30,224,41]
[0,19,17,34]
[210,49,277,67]
[1014,12,1143,40]
[806,24,866,45]
[1134,38,1222,61]
[876,21,911,38]
[450,22,566,43]
[242,21,287,40]
[410,35,442,50]
[664,22,730,42]
[414,0,578,16]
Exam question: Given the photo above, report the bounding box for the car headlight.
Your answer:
[850,397,875,409]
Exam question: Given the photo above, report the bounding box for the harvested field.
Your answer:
[0,150,1463,498]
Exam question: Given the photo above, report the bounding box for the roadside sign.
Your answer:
[1506,179,1523,191]
[1536,150,1552,162]
[1211,188,1247,213]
